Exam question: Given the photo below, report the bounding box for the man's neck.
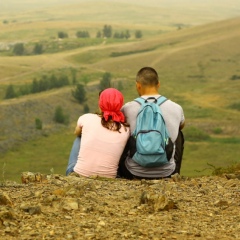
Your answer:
[140,89,159,96]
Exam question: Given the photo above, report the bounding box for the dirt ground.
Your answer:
[0,172,239,240]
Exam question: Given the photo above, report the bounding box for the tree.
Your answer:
[31,78,39,93]
[58,75,69,87]
[83,104,90,113]
[58,31,68,39]
[35,118,43,130]
[71,68,77,85]
[53,106,69,125]
[96,31,102,38]
[76,31,90,38]
[113,32,121,39]
[99,72,111,90]
[125,30,131,39]
[72,84,86,104]
[19,84,30,96]
[39,75,50,91]
[117,81,124,91]
[5,84,17,99]
[103,25,112,38]
[13,43,25,56]
[49,74,58,89]
[33,43,43,55]
[135,30,142,39]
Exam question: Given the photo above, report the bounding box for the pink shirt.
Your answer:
[74,113,130,178]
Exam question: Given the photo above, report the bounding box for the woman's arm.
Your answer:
[74,125,82,137]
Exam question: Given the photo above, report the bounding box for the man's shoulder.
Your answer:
[122,100,139,109]
[164,99,183,109]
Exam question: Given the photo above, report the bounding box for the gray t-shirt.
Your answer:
[121,95,185,178]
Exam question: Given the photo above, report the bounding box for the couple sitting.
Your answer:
[66,67,185,180]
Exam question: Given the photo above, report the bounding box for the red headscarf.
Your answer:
[99,88,125,123]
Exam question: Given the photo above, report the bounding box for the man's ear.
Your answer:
[136,81,141,90]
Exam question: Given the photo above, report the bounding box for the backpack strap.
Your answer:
[157,96,168,106]
[134,97,146,105]
[134,96,167,105]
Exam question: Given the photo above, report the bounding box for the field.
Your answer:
[0,0,240,182]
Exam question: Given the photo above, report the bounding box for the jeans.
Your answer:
[66,137,81,175]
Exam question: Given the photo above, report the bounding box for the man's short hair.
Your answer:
[136,67,159,86]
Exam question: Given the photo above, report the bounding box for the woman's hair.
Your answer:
[97,88,129,132]
[97,112,129,133]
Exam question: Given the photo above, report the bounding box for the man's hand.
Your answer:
[180,121,185,130]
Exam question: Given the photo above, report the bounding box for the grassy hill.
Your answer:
[0,1,240,182]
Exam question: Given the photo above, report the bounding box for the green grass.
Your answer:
[0,130,74,183]
[1,132,239,182]
[181,141,240,177]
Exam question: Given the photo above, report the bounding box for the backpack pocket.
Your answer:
[136,130,165,155]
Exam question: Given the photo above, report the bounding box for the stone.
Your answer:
[0,192,13,206]
[0,172,239,240]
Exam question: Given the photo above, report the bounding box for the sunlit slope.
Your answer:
[70,17,240,127]
[0,17,240,136]
[1,16,240,180]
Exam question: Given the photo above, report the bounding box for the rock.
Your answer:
[21,172,47,183]
[0,192,13,206]
[140,191,177,212]
[0,172,239,240]
[62,198,79,211]
[20,204,42,215]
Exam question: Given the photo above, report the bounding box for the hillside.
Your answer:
[0,172,239,239]
[0,2,240,181]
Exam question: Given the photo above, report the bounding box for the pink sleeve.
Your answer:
[77,115,85,128]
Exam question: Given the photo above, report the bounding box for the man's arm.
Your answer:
[180,121,185,130]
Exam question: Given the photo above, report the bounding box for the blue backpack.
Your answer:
[132,96,172,167]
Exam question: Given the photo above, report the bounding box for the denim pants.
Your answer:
[66,137,81,175]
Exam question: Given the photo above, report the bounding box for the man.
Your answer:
[118,67,185,179]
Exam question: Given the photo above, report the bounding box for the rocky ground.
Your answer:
[0,172,239,240]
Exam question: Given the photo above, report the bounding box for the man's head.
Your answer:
[135,67,160,96]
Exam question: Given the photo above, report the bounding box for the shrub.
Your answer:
[135,30,142,39]
[13,43,25,56]
[208,162,240,176]
[72,84,86,104]
[35,118,43,130]
[53,106,69,125]
[83,104,90,113]
[58,31,68,39]
[99,72,111,90]
[213,127,223,134]
[230,75,240,80]
[229,102,240,111]
[33,43,43,55]
[76,31,90,38]
[4,84,17,99]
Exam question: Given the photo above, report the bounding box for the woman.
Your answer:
[66,88,130,178]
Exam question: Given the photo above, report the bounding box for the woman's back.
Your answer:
[74,113,130,178]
